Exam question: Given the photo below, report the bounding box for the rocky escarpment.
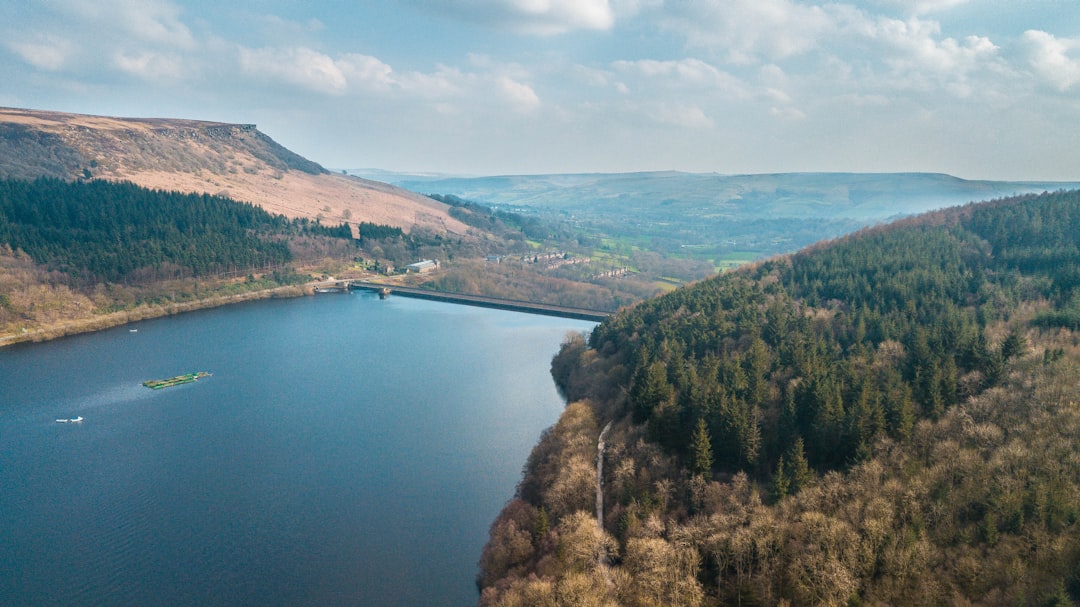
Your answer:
[0,109,323,180]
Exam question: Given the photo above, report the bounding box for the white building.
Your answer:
[405,259,439,274]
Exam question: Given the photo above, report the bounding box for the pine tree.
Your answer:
[630,360,675,424]
[532,506,549,544]
[785,437,813,495]
[771,455,790,501]
[690,418,713,478]
[1000,329,1026,361]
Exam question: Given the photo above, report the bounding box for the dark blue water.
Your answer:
[0,293,594,606]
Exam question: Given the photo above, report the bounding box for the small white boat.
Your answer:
[129,328,138,333]
[71,416,83,423]
[56,416,83,423]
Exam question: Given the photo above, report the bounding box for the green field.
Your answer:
[714,251,761,271]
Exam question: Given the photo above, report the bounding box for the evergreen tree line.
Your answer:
[480,189,1080,606]
[356,222,404,240]
[0,177,352,284]
[577,189,1080,486]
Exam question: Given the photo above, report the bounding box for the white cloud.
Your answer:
[569,64,614,88]
[765,87,793,104]
[654,103,715,128]
[910,0,970,14]
[403,0,615,35]
[401,65,473,98]
[3,0,1078,178]
[339,54,397,91]
[660,0,834,63]
[867,16,999,76]
[238,47,348,95]
[497,76,541,111]
[5,0,199,81]
[336,54,467,98]
[231,43,542,118]
[769,105,806,120]
[616,58,710,82]
[868,0,972,16]
[612,58,749,96]
[1023,30,1080,91]
[61,0,195,49]
[468,53,531,81]
[654,2,1004,97]
[113,51,186,82]
[118,0,195,48]
[830,13,1004,100]
[7,37,72,71]
[611,0,662,15]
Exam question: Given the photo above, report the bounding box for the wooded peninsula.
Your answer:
[479,189,1080,606]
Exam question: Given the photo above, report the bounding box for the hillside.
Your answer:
[376,170,1080,222]
[0,108,707,345]
[366,170,1080,268]
[0,108,468,235]
[479,189,1080,606]
[0,177,360,343]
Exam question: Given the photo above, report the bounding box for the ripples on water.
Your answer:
[0,294,595,607]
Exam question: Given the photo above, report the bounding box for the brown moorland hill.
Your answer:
[0,107,467,235]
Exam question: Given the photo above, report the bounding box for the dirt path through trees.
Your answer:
[597,421,613,530]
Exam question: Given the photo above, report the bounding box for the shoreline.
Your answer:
[0,284,307,349]
[1,277,610,349]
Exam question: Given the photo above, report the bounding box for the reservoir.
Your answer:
[0,293,595,606]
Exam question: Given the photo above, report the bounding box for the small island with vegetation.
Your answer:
[142,372,211,390]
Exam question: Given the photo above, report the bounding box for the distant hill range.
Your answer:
[352,169,1080,264]
[0,108,467,235]
[354,169,1080,224]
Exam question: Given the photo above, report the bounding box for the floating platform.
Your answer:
[142,372,210,390]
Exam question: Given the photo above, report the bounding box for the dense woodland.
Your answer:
[0,177,364,339]
[0,177,350,284]
[480,189,1080,606]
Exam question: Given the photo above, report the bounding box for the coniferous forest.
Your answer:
[480,189,1080,606]
[0,177,350,284]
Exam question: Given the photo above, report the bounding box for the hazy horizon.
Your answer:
[2,1,1079,181]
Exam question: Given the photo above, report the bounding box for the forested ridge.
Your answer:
[0,177,349,284]
[480,189,1080,606]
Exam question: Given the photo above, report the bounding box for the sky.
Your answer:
[2,0,1080,180]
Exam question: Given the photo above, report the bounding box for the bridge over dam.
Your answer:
[348,281,612,322]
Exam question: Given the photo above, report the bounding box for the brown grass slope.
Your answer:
[0,107,467,235]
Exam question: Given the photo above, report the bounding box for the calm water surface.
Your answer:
[0,293,594,606]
